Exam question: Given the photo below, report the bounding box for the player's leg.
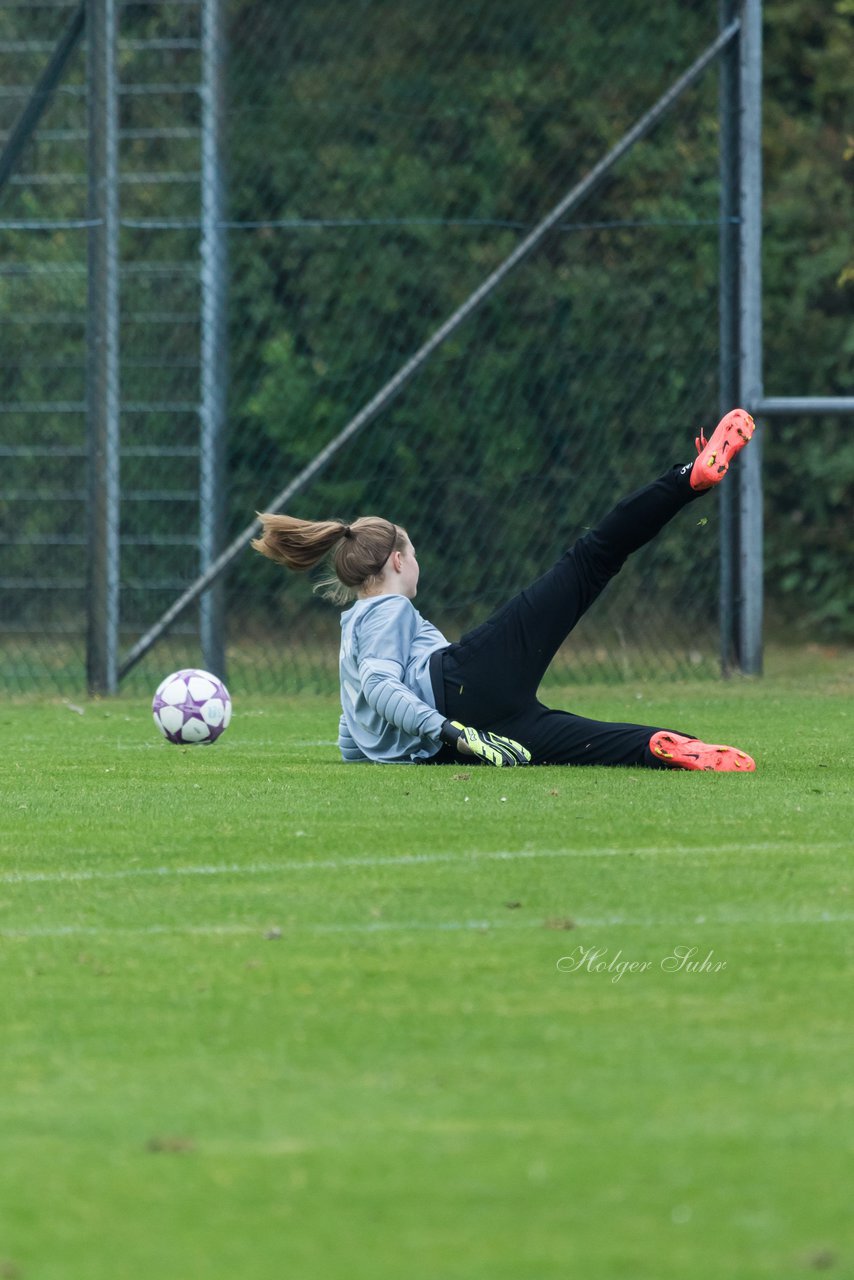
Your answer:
[439,410,754,725]
[487,704,755,771]
[439,466,696,724]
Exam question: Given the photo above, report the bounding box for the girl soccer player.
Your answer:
[252,410,757,772]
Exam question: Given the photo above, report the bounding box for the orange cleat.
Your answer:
[650,730,756,773]
[690,408,755,491]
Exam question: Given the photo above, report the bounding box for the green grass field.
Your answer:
[2,650,852,1280]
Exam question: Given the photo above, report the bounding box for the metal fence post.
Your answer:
[199,0,229,679]
[738,0,764,674]
[86,0,121,695]
[718,0,740,676]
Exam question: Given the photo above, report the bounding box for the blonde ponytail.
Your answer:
[251,514,348,571]
[252,512,405,601]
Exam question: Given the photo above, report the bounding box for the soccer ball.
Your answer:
[152,668,232,745]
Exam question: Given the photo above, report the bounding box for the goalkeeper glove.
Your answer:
[440,720,531,767]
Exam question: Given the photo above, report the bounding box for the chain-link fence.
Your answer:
[1,1,851,696]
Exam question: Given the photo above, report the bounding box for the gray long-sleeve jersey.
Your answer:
[338,594,449,763]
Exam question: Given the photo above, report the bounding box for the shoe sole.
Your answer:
[691,409,755,490]
[650,732,756,773]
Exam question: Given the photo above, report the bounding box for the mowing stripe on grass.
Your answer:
[2,910,854,942]
[0,840,845,885]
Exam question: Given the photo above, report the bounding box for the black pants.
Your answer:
[429,465,702,767]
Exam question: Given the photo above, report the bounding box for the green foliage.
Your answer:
[759,0,854,636]
[224,0,852,638]
[0,0,851,689]
[765,415,854,634]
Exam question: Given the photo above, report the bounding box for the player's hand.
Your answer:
[441,720,531,767]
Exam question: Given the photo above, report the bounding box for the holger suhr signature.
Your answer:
[557,944,727,983]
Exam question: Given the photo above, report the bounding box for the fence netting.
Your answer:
[1,1,844,698]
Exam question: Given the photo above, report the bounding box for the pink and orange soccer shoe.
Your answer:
[650,730,756,773]
[690,408,755,491]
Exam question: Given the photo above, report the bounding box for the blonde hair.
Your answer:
[251,513,405,603]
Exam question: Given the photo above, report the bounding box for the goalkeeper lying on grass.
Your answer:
[252,411,756,772]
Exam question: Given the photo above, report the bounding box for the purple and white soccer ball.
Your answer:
[152,668,232,745]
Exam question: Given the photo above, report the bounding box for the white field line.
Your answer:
[3,911,854,942]
[0,841,848,887]
[3,918,516,940]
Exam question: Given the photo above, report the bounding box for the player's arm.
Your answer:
[355,598,446,744]
[359,661,445,742]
